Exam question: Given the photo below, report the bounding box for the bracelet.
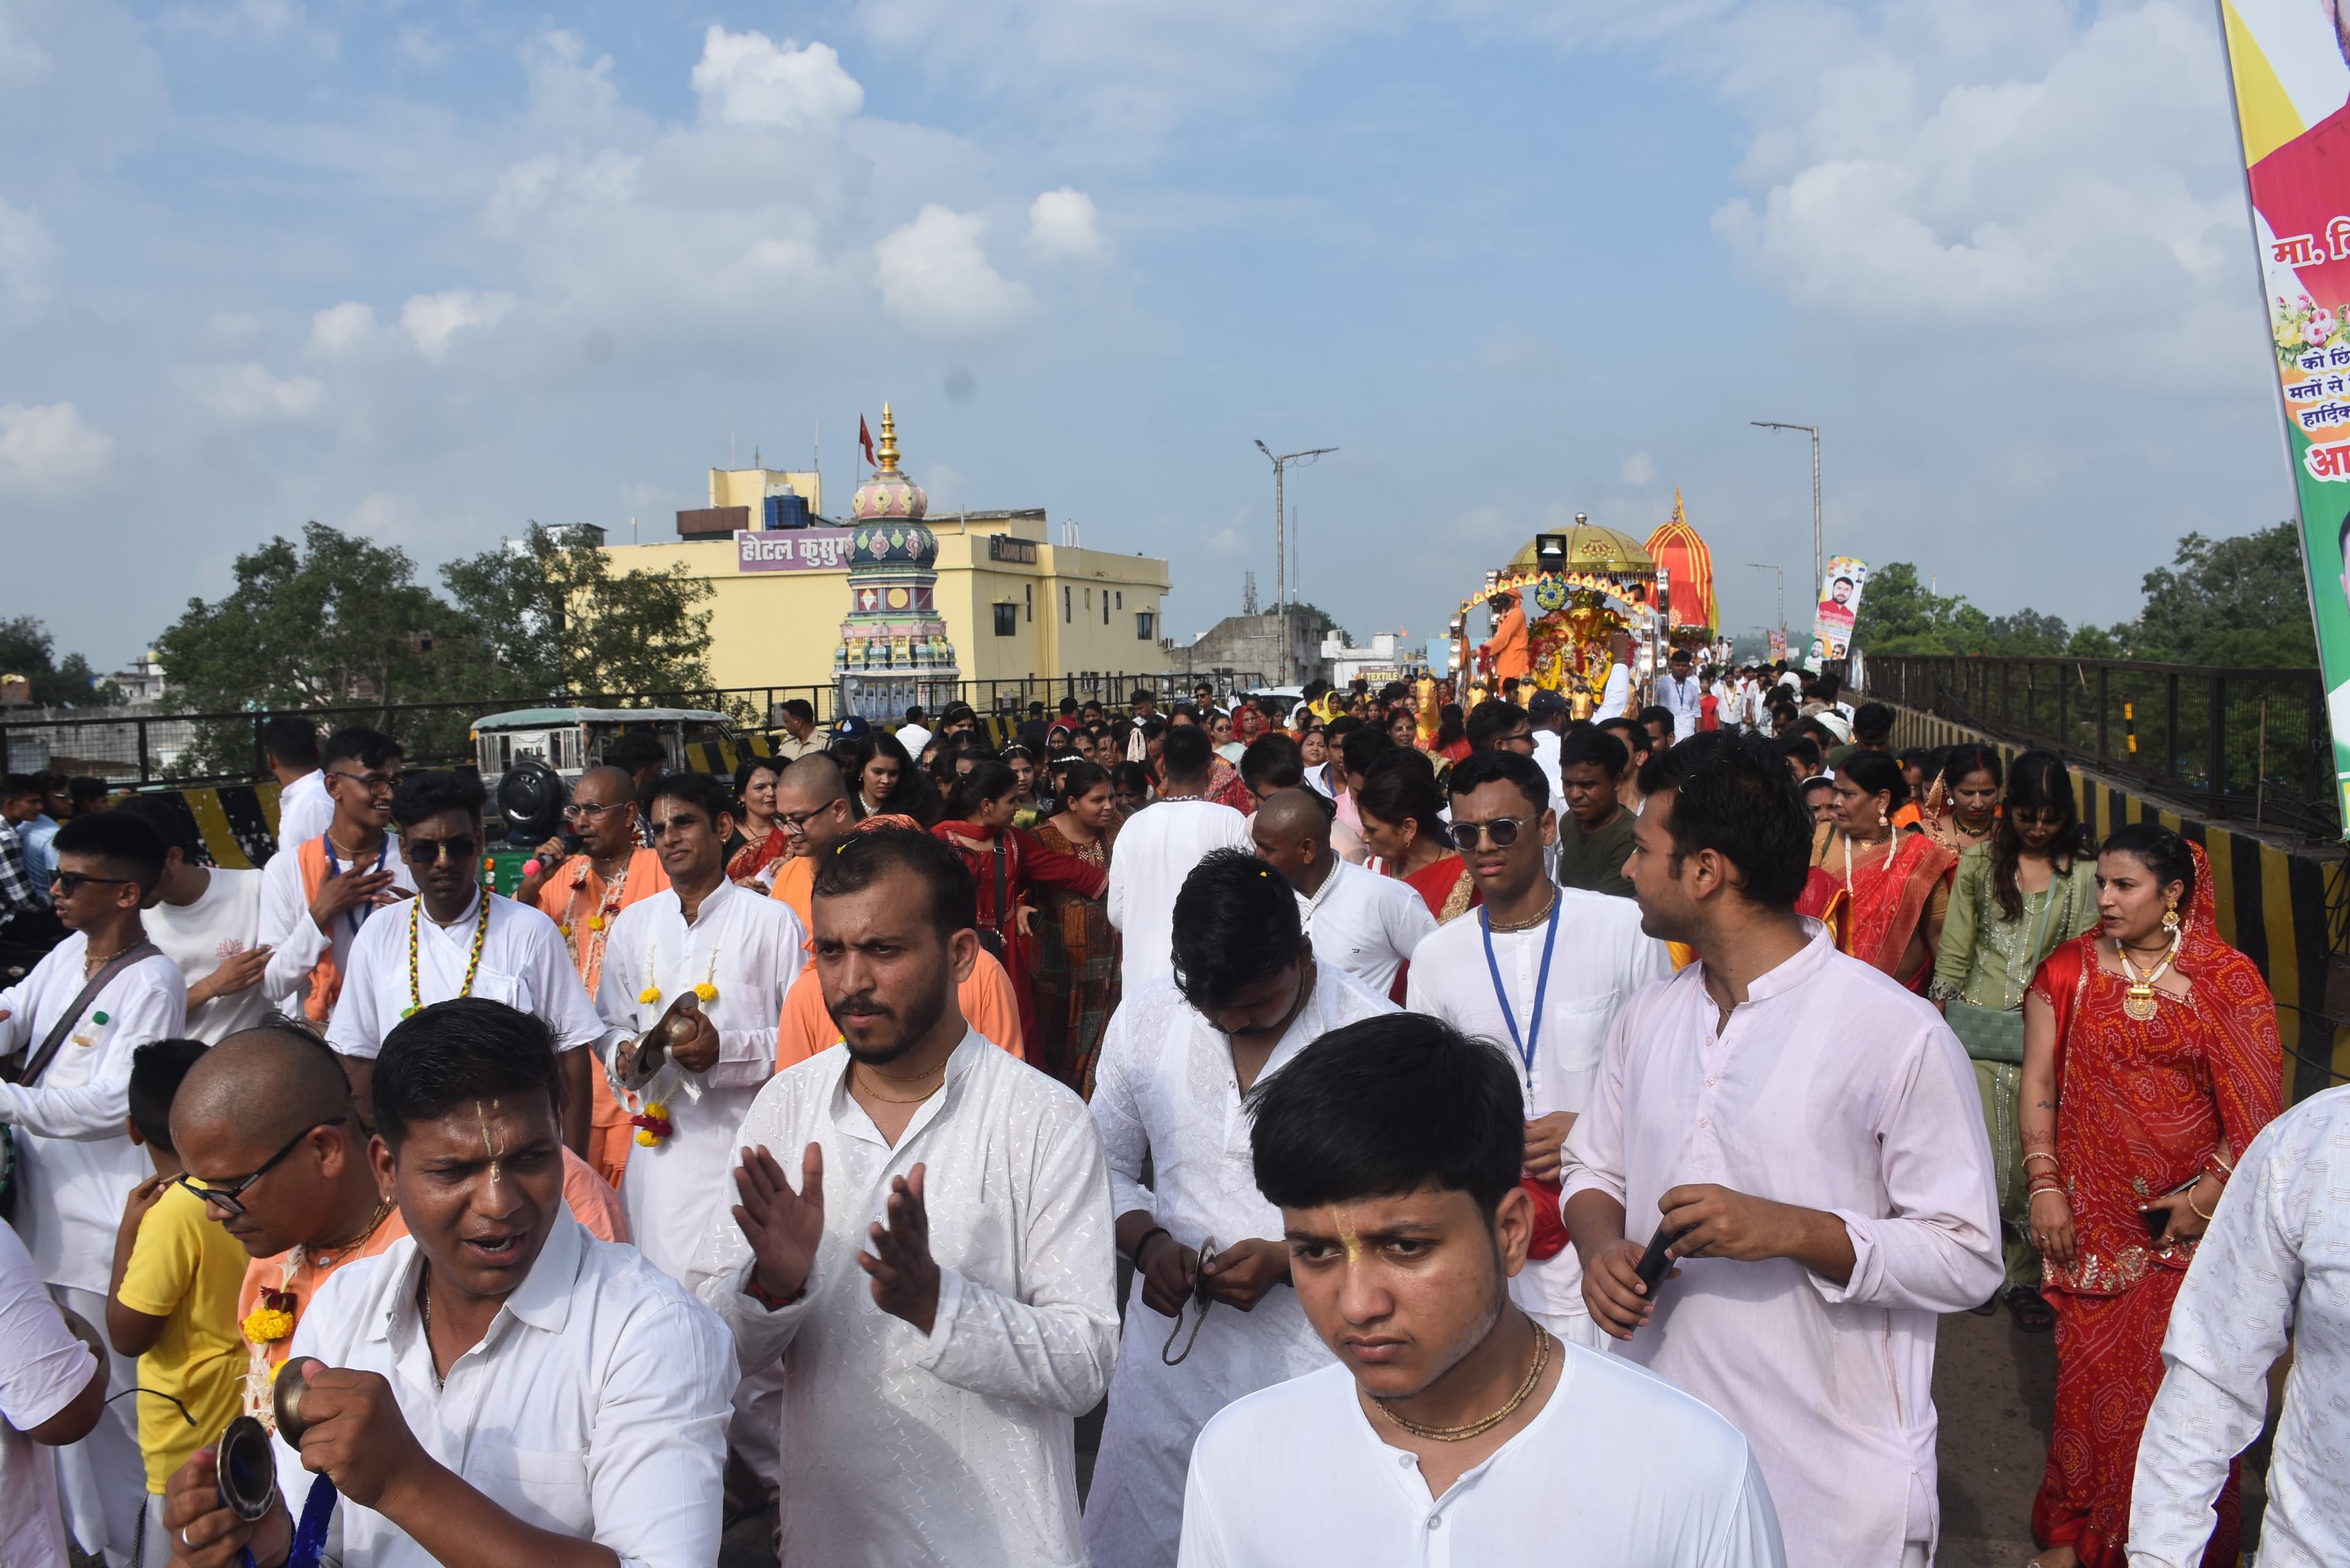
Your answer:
[2028,1188,2068,1206]
[2188,1185,2220,1222]
[1128,1226,1171,1269]
[744,1272,806,1311]
[2021,1152,2059,1169]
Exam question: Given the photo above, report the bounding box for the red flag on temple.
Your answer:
[858,415,876,471]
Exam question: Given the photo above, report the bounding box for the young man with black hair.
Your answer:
[163,1000,736,1568]
[326,771,610,1157]
[1596,715,1651,815]
[111,797,272,1043]
[1177,1012,1783,1566]
[1236,733,1304,804]
[1639,703,1677,755]
[258,727,414,1027]
[1464,700,1534,758]
[691,828,1117,1567]
[772,699,819,760]
[1405,750,1668,1350]
[600,731,670,804]
[1659,646,1704,742]
[1106,723,1251,996]
[594,771,800,1282]
[1559,730,1999,1568]
[107,1039,247,1566]
[0,771,63,975]
[1086,848,1395,1568]
[1554,728,1638,898]
[259,717,330,854]
[20,769,67,890]
[0,810,187,1567]
[1250,789,1431,1001]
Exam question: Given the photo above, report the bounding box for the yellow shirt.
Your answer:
[116,1184,250,1491]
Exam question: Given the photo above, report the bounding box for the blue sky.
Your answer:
[0,0,2299,672]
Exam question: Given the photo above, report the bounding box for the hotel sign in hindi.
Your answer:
[737,528,857,573]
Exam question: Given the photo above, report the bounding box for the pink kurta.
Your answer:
[1559,924,2002,1568]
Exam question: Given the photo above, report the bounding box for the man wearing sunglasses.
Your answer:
[1083,849,1397,1568]
[326,771,614,1159]
[0,810,188,1567]
[1403,749,1670,1353]
[516,767,670,1188]
[258,728,414,1028]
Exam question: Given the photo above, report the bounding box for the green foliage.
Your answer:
[0,617,121,706]
[1855,523,2319,669]
[440,524,714,700]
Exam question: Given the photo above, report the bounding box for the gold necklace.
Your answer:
[854,1068,946,1104]
[311,1196,394,1264]
[1376,1323,1550,1442]
[82,938,139,974]
[1486,891,1559,934]
[2116,931,2181,1021]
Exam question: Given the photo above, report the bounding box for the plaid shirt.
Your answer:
[0,818,39,931]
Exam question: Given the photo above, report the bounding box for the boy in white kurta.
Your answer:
[1084,849,1396,1568]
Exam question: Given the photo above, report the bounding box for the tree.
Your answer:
[440,523,714,701]
[0,616,122,706]
[2124,524,2317,668]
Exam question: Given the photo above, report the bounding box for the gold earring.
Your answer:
[2163,901,2180,931]
[1879,806,1889,829]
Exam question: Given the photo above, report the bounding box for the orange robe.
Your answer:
[1483,604,1530,682]
[535,848,671,1187]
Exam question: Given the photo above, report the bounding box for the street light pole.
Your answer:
[1253,440,1337,616]
[1745,562,1785,646]
[1751,422,1821,594]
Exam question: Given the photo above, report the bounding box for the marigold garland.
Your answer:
[632,1100,674,1147]
[242,1287,297,1345]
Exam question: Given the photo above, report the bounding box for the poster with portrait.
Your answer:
[1810,557,1867,664]
[2217,0,2350,835]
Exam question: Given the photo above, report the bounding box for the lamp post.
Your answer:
[1745,562,1785,648]
[1751,422,1821,594]
[1253,439,1337,682]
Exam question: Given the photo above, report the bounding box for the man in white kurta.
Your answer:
[1560,927,1998,1568]
[273,763,333,853]
[1105,726,1251,993]
[257,730,416,1018]
[1084,966,1395,1568]
[1248,788,1433,999]
[2128,1085,2350,1567]
[595,855,802,1277]
[1407,885,1669,1346]
[327,891,608,1064]
[691,1031,1116,1566]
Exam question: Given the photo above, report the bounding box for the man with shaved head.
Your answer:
[1249,786,1434,1001]
[520,764,668,1187]
[174,1023,632,1394]
[767,753,858,935]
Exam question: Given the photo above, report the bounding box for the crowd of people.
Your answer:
[0,673,2334,1568]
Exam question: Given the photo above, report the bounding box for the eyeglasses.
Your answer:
[50,871,132,898]
[328,769,401,796]
[1450,815,1535,849]
[176,1120,343,1217]
[562,800,629,821]
[401,836,479,865]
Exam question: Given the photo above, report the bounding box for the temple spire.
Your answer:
[877,402,902,476]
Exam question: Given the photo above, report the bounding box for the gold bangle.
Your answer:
[2188,1186,2219,1222]
[2028,1187,2067,1205]
[2021,1152,2059,1168]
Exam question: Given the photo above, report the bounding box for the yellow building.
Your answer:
[607,421,1171,695]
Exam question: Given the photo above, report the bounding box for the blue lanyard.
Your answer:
[1481,894,1561,1083]
[318,837,389,939]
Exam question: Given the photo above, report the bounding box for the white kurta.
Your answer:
[273,768,334,853]
[1658,671,1704,741]
[1404,892,1673,1332]
[275,1213,734,1568]
[0,939,188,1293]
[1178,1356,1785,1568]
[594,881,802,1281]
[146,866,270,1043]
[2129,1085,2350,1568]
[1105,799,1253,993]
[688,1032,1117,1568]
[325,890,610,1059]
[256,832,417,1014]
[1557,924,2000,1568]
[1083,968,1398,1568]
[1295,859,1436,999]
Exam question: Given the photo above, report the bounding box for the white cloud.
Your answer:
[875,206,1032,340]
[176,362,324,422]
[1029,188,1106,261]
[399,289,513,360]
[691,27,864,133]
[1622,452,1656,485]
[0,401,111,495]
[0,200,58,307]
[306,301,378,359]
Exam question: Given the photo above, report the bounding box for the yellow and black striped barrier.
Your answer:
[1886,706,2348,1103]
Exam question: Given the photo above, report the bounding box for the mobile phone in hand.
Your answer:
[1636,1222,1681,1291]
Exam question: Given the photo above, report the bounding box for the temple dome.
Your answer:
[851,401,929,526]
[1509,515,1654,576]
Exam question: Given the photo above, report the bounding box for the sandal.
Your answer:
[2006,1286,2054,1334]
[1969,1293,1998,1316]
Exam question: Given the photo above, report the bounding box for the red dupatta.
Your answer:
[1835,830,1955,988]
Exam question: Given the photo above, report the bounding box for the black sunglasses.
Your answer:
[401,836,479,865]
[176,1119,344,1217]
[51,871,133,898]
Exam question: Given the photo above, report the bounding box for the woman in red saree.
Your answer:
[725,756,791,886]
[933,758,1110,1049]
[1354,751,1478,925]
[1813,750,1953,989]
[2018,824,2281,1568]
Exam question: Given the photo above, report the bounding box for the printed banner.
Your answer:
[1810,557,1867,665]
[2219,0,2350,835]
[737,528,857,573]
